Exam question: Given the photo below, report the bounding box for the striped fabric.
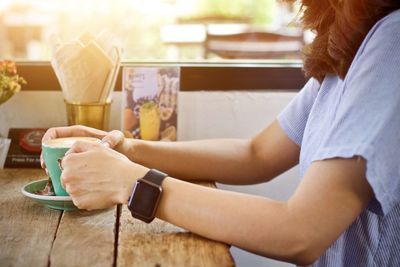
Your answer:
[277,9,400,267]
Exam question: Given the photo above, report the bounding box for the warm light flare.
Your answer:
[0,0,298,61]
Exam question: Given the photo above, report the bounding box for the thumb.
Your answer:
[65,140,99,155]
[101,130,124,149]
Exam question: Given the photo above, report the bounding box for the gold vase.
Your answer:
[65,101,111,131]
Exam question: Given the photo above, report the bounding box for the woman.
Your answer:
[42,1,400,265]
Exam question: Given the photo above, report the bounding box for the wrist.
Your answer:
[127,169,169,223]
[117,161,149,204]
[116,138,141,163]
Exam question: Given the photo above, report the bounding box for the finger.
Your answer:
[71,196,84,210]
[101,130,124,149]
[71,194,96,210]
[59,166,81,190]
[42,125,108,143]
[40,153,46,169]
[61,152,88,173]
[73,125,108,139]
[42,126,81,143]
[65,140,101,155]
[41,127,60,143]
[76,194,113,210]
[59,155,81,189]
[64,183,84,196]
[60,170,69,189]
[60,167,78,190]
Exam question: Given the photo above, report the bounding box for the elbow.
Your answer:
[285,235,325,266]
[253,238,322,266]
[290,248,321,266]
[251,230,325,265]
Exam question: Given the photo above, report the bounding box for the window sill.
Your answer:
[16,60,305,92]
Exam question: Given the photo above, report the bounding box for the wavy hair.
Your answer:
[290,0,400,82]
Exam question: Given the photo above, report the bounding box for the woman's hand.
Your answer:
[60,140,149,210]
[41,125,125,168]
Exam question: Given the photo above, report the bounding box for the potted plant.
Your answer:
[0,60,26,105]
[0,60,26,166]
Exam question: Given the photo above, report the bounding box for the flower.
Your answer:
[0,60,26,105]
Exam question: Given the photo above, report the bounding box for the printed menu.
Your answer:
[122,67,179,141]
[5,128,47,168]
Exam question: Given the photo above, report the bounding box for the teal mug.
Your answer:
[42,137,100,196]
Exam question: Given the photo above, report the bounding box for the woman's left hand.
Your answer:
[60,140,149,210]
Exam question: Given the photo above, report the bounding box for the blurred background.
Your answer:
[0,0,307,62]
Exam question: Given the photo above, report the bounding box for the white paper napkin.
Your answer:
[51,31,121,104]
[0,138,11,169]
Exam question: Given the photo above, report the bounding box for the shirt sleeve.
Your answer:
[312,13,400,215]
[277,78,319,146]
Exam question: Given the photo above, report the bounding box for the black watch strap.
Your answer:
[142,169,168,185]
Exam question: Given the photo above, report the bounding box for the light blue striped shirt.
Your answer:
[277,9,400,267]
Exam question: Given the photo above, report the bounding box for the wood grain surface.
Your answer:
[0,169,61,267]
[50,208,116,267]
[117,184,235,267]
[0,169,234,267]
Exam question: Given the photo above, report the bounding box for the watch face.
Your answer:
[130,180,162,219]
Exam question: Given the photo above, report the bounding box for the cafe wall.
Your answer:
[0,90,297,267]
[0,90,298,139]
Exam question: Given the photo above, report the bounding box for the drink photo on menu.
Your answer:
[122,67,179,141]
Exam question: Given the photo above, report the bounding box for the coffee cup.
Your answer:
[42,137,101,196]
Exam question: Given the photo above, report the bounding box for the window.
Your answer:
[0,0,303,62]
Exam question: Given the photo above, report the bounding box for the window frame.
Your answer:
[16,60,305,92]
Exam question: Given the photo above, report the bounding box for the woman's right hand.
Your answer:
[41,125,125,168]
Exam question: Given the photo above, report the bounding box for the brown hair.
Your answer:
[293,0,400,83]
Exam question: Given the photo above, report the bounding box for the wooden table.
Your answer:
[0,169,234,267]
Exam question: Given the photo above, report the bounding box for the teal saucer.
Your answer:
[21,179,78,211]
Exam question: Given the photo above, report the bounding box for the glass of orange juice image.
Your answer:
[139,101,161,140]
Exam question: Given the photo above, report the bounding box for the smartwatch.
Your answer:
[127,169,168,223]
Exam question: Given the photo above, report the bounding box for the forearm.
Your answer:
[117,138,272,184]
[151,157,372,265]
[154,177,309,264]
[115,120,299,184]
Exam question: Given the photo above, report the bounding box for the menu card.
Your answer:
[5,128,47,168]
[122,67,179,141]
